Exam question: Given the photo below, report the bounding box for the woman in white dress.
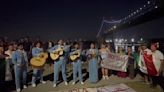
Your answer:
[5,44,14,81]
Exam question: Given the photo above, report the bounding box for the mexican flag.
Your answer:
[139,49,158,76]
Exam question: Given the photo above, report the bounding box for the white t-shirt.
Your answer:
[152,50,164,75]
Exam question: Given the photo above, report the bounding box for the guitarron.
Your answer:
[30,52,48,69]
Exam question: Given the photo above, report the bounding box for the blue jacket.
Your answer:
[32,47,43,57]
[48,45,70,52]
[12,50,28,68]
[49,45,70,61]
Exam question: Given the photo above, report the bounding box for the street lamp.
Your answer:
[125,39,127,42]
[129,15,131,17]
[119,39,122,43]
[147,1,150,4]
[115,38,118,42]
[131,38,134,42]
[121,39,124,42]
[113,25,117,29]
[134,12,136,15]
[140,38,143,41]
[105,39,110,43]
[155,6,158,9]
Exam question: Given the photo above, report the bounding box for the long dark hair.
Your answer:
[34,41,42,47]
[90,42,97,49]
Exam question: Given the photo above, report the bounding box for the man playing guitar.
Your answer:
[49,40,68,87]
[70,42,84,85]
[31,41,47,87]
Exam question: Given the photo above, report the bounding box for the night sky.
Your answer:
[0,0,151,40]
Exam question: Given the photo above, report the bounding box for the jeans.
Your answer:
[53,59,67,84]
[32,69,44,84]
[73,60,82,82]
[14,66,27,89]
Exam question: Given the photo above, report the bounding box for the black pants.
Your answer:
[0,60,6,91]
[151,75,164,91]
[128,63,135,79]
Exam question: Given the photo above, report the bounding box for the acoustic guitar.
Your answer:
[87,50,97,60]
[30,52,48,69]
[70,50,80,61]
[50,48,64,60]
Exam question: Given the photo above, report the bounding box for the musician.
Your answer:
[49,40,68,87]
[70,42,84,85]
[31,41,46,87]
[12,43,28,92]
[86,42,99,83]
[99,42,110,80]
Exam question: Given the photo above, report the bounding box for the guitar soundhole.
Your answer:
[40,55,44,58]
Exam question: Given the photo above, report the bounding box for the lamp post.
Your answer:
[131,38,135,52]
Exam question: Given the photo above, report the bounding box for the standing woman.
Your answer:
[31,41,46,87]
[49,40,68,87]
[5,44,14,82]
[99,42,110,80]
[70,42,84,85]
[87,43,99,83]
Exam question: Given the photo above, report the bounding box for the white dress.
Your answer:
[5,50,13,81]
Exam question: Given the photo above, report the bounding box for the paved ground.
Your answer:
[9,62,162,92]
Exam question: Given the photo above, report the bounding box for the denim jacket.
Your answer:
[32,47,43,57]
[12,50,28,68]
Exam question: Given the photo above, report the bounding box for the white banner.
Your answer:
[101,53,129,72]
[98,83,136,92]
[54,84,136,92]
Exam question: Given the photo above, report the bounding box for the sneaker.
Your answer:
[80,81,84,85]
[32,84,36,87]
[53,84,57,87]
[72,81,75,85]
[65,82,68,86]
[41,81,46,84]
[105,76,109,80]
[16,88,21,92]
[102,76,105,80]
[23,85,27,89]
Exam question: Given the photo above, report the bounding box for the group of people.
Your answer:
[0,36,164,92]
[0,37,101,92]
[137,43,164,91]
